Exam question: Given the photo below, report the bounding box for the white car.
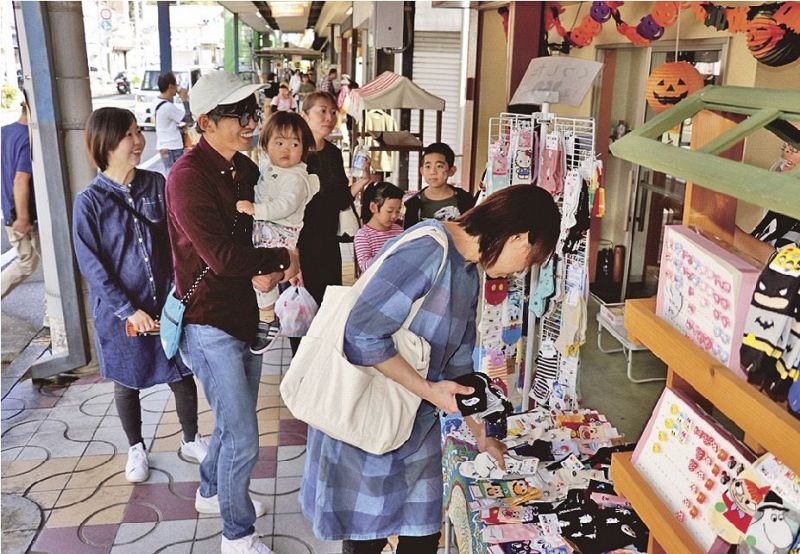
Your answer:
[134,67,202,129]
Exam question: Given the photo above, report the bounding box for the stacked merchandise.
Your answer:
[633,388,800,552]
[656,227,800,416]
[740,244,800,417]
[443,406,649,554]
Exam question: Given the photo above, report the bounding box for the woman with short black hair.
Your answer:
[300,184,561,553]
[74,107,207,483]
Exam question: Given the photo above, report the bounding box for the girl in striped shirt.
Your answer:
[354,181,404,271]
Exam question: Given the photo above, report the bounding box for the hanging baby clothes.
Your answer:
[539,130,566,197]
[364,109,398,173]
[531,339,559,407]
[564,179,592,255]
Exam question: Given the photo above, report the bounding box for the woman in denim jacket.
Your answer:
[73,107,207,482]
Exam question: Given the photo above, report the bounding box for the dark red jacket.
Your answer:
[166,137,290,342]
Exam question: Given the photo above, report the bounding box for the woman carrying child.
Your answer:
[236,111,319,354]
[270,82,296,113]
[353,181,404,271]
[73,107,207,483]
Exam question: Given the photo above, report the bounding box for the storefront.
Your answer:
[438,2,800,553]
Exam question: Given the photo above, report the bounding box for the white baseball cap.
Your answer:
[189,70,265,117]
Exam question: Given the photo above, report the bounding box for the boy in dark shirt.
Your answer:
[403,142,476,229]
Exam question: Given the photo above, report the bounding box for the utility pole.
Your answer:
[157,0,172,73]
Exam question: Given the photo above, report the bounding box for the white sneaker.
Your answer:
[125,442,149,483]
[180,434,209,463]
[195,489,267,517]
[221,533,273,554]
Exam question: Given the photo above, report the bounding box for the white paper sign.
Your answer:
[510,56,603,107]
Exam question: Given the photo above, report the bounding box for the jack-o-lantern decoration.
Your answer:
[651,1,680,27]
[747,13,787,63]
[773,2,800,34]
[645,61,706,113]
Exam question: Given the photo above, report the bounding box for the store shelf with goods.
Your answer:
[623,297,800,475]
[611,451,703,554]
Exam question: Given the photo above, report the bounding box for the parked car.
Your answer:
[134,67,202,129]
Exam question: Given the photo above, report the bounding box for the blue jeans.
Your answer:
[179,324,262,540]
[162,148,184,174]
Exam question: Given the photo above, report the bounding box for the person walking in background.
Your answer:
[154,72,190,174]
[270,83,296,113]
[354,181,403,271]
[318,67,337,95]
[297,73,315,110]
[166,71,299,554]
[73,107,208,484]
[1,101,40,299]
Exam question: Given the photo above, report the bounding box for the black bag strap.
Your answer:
[179,181,242,306]
[98,187,160,232]
[154,100,169,127]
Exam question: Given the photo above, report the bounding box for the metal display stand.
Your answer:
[477,101,596,410]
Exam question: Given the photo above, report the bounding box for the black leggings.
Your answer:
[114,375,198,446]
[342,533,441,554]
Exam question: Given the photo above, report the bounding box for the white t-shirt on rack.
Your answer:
[154,99,186,150]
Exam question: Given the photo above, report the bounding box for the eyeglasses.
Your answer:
[217,107,262,128]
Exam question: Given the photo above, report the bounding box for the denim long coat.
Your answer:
[73,169,188,389]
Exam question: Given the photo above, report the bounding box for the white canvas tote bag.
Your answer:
[279,225,448,454]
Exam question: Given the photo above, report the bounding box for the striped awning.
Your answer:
[348,71,445,122]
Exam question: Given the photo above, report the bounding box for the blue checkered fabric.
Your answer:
[299,221,479,540]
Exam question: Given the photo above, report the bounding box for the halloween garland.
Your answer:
[546,1,800,67]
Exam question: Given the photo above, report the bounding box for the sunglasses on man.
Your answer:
[213,99,262,127]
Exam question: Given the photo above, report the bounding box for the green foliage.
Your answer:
[1,84,18,109]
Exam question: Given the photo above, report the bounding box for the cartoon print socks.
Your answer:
[539,131,566,197]
[531,258,556,318]
[741,244,800,402]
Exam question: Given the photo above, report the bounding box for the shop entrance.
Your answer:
[591,40,727,302]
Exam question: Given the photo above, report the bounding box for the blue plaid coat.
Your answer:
[300,221,479,540]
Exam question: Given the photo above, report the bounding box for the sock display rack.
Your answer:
[608,88,800,553]
[480,110,596,411]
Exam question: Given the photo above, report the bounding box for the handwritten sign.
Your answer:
[510,56,603,107]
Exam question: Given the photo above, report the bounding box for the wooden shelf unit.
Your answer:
[612,451,703,554]
[623,298,800,474]
[607,90,800,553]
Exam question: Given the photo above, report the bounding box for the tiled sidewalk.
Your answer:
[1,339,344,554]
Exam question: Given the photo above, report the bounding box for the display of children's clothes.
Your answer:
[363,109,398,172]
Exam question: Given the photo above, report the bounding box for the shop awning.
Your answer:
[348,71,445,121]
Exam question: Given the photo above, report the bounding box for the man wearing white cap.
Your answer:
[165,70,299,554]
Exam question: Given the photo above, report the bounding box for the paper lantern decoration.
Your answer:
[645,62,706,113]
[747,10,800,67]
[774,1,800,34]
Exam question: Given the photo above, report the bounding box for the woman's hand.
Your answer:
[349,166,377,198]
[289,270,304,288]
[477,435,508,471]
[422,380,474,414]
[127,310,158,333]
[236,200,255,216]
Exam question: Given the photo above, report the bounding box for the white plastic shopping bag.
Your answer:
[274,286,319,337]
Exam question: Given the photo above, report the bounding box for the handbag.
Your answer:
[279,225,449,454]
[159,267,209,359]
[337,202,361,241]
[160,181,241,359]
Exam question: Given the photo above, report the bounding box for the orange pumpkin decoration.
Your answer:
[774,1,800,34]
[652,1,680,27]
[645,62,706,113]
[746,13,786,63]
[725,6,750,33]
